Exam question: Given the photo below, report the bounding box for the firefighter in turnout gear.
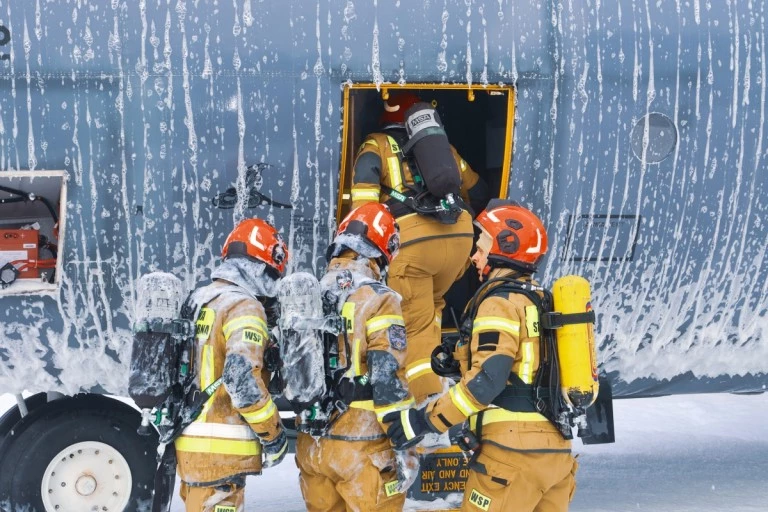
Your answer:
[295,203,416,511]
[175,218,290,512]
[351,91,490,402]
[384,203,578,512]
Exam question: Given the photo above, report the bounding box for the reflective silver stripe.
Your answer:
[182,422,257,440]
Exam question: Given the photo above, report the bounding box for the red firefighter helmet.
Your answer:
[222,218,288,276]
[327,203,400,266]
[475,203,548,273]
[380,91,421,126]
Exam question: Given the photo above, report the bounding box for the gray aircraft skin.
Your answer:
[0,0,766,509]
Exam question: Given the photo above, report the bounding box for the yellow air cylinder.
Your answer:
[551,275,599,409]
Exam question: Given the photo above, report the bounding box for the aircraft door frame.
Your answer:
[336,83,516,223]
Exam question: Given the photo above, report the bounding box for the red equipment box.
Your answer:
[0,229,40,279]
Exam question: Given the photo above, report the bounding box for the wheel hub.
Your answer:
[41,441,132,512]
[75,475,97,496]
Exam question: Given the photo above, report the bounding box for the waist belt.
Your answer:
[491,383,543,413]
[335,378,373,403]
[385,199,413,219]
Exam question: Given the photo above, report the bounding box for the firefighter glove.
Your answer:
[261,429,288,468]
[383,408,435,450]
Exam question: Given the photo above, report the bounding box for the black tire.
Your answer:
[0,395,159,512]
[0,392,47,439]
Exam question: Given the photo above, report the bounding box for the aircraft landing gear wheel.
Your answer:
[41,441,133,511]
[0,396,157,512]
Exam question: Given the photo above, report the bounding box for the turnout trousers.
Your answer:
[460,445,578,512]
[295,433,405,512]
[388,211,474,402]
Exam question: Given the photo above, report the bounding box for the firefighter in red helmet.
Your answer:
[175,218,290,512]
[351,90,489,403]
[384,202,578,512]
[294,203,417,511]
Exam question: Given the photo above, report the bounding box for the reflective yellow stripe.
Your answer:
[351,188,381,202]
[434,314,442,326]
[341,302,355,333]
[175,436,261,456]
[199,344,215,421]
[460,159,467,172]
[363,138,379,148]
[266,439,288,462]
[365,315,405,336]
[518,341,535,384]
[469,408,549,430]
[195,307,215,341]
[373,397,416,422]
[449,384,481,417]
[473,317,521,336]
[525,305,540,337]
[387,136,401,154]
[387,157,404,192]
[352,337,362,376]
[405,360,433,381]
[385,136,404,192]
[240,399,277,424]
[222,316,267,341]
[349,399,375,411]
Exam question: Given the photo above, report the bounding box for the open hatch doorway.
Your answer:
[337,83,516,328]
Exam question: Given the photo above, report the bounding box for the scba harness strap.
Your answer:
[458,276,575,439]
[293,280,379,436]
[379,130,466,224]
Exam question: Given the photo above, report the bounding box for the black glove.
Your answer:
[382,408,435,450]
[451,427,480,453]
[261,429,288,468]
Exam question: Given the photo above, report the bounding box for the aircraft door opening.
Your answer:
[337,83,515,327]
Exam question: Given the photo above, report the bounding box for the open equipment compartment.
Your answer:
[0,170,67,295]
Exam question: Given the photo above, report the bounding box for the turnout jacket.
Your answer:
[306,255,414,441]
[426,269,571,453]
[175,280,283,485]
[350,131,481,211]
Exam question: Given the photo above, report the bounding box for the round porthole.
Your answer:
[630,112,678,164]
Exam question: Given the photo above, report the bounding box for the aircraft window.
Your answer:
[630,113,678,164]
[0,171,66,295]
[336,84,515,327]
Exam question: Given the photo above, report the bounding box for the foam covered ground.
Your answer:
[4,392,767,511]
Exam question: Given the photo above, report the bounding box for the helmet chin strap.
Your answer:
[484,258,532,280]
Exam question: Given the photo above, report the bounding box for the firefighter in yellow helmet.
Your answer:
[384,202,578,512]
[351,90,490,402]
[175,218,290,512]
[294,203,417,511]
